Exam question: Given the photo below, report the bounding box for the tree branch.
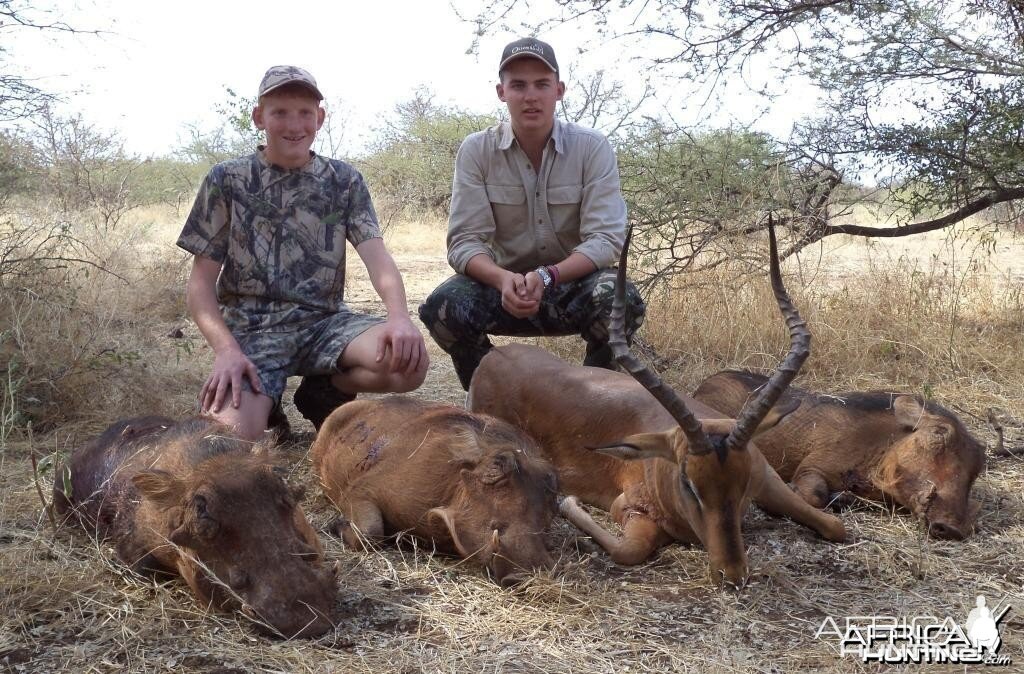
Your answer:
[818,186,1024,238]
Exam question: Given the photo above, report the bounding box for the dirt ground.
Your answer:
[2,223,1023,673]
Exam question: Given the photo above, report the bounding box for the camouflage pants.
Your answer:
[418,269,646,390]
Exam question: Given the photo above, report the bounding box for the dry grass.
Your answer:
[643,234,1024,419]
[2,214,1023,673]
[1,206,201,437]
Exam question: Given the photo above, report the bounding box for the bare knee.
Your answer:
[206,392,272,442]
[206,414,266,442]
[389,368,427,393]
[363,360,428,393]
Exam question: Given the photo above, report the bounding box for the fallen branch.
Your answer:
[990,443,1024,458]
[28,422,58,534]
[987,408,1024,457]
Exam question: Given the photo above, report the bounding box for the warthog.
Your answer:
[312,396,559,587]
[693,370,986,539]
[54,416,338,638]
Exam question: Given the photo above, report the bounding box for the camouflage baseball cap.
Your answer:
[258,65,324,100]
[498,38,558,75]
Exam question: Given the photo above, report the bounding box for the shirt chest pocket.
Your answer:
[546,184,582,232]
[485,184,527,228]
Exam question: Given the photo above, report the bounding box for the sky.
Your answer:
[7,0,818,157]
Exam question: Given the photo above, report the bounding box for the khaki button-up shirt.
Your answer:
[447,119,626,274]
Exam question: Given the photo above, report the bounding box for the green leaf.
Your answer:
[36,453,54,474]
[61,465,73,499]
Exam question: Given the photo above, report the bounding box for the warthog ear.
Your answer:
[478,451,517,485]
[756,398,801,432]
[967,498,981,526]
[169,524,194,548]
[426,507,470,558]
[251,433,277,457]
[588,430,679,463]
[893,395,927,429]
[133,470,186,507]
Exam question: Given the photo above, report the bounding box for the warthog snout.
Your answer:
[927,520,967,541]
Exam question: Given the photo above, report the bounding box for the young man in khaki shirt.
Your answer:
[419,38,645,390]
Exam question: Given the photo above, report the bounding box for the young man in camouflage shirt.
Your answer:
[178,66,428,440]
[419,38,645,390]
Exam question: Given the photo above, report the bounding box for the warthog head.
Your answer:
[428,421,559,587]
[873,395,985,540]
[134,451,337,638]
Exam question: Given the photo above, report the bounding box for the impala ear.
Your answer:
[588,429,679,462]
[756,397,801,432]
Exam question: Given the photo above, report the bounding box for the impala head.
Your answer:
[599,218,811,586]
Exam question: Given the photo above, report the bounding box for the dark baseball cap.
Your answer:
[498,38,559,75]
[258,65,324,100]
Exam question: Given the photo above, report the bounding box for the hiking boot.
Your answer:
[266,404,293,443]
[293,375,356,431]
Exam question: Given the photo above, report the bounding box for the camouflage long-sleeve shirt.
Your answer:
[177,150,382,333]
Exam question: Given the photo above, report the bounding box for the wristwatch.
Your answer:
[533,266,553,289]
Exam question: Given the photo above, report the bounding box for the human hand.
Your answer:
[200,347,262,413]
[500,272,539,318]
[375,315,429,375]
[523,271,545,303]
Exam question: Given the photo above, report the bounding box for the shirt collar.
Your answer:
[255,146,318,173]
[497,122,515,151]
[550,118,565,154]
[497,119,565,154]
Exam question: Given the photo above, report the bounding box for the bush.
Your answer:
[618,123,800,288]
[358,92,497,224]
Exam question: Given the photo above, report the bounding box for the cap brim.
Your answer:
[498,53,557,74]
[260,80,324,100]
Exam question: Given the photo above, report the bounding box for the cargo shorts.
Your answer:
[232,307,383,404]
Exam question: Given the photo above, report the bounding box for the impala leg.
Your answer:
[560,495,665,566]
[753,466,847,542]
